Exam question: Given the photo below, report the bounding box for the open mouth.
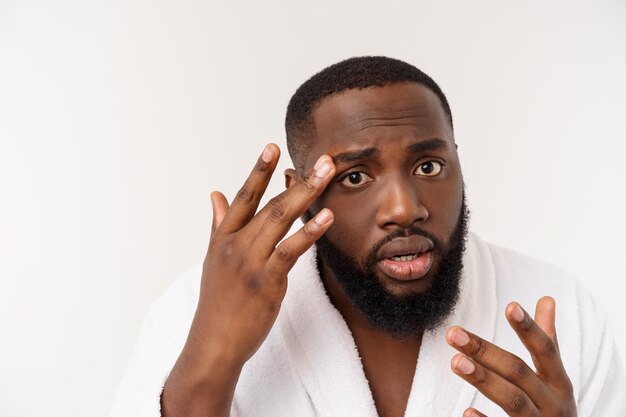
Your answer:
[374,235,435,281]
[378,250,434,281]
[389,253,420,262]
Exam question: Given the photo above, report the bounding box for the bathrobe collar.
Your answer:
[279,232,497,416]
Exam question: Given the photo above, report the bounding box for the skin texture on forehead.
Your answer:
[308,82,454,159]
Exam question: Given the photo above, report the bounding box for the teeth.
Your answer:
[390,254,418,262]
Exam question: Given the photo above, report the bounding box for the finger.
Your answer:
[534,296,556,342]
[218,143,280,234]
[446,327,551,406]
[451,354,539,417]
[463,408,487,417]
[252,154,335,254]
[264,208,334,286]
[210,191,229,235]
[505,301,571,388]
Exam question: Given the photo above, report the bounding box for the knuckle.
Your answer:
[275,244,293,262]
[302,222,317,239]
[540,338,558,358]
[220,238,246,267]
[222,238,237,257]
[508,393,529,413]
[473,367,489,385]
[509,358,529,379]
[470,338,488,358]
[268,198,288,222]
[301,176,318,195]
[219,244,234,259]
[235,185,255,204]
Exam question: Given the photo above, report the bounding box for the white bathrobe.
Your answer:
[109,233,626,416]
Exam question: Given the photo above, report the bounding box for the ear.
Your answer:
[284,168,299,190]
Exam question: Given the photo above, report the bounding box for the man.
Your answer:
[110,57,625,417]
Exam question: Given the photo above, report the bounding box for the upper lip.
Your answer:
[376,235,434,261]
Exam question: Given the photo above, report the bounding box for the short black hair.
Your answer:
[285,56,453,172]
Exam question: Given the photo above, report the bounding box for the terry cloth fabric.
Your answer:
[108,232,626,416]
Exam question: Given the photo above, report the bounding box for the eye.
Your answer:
[415,160,443,177]
[339,171,373,188]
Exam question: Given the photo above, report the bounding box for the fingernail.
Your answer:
[314,157,331,178]
[313,155,326,171]
[511,304,524,323]
[455,356,475,374]
[261,145,274,163]
[450,329,470,347]
[314,209,333,225]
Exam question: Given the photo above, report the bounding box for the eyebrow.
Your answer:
[407,138,449,153]
[332,138,449,164]
[333,147,380,163]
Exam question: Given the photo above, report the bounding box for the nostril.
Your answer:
[376,201,429,229]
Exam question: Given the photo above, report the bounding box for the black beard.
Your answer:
[314,196,470,339]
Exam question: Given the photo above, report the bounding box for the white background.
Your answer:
[1,1,625,416]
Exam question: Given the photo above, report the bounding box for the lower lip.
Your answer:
[377,252,433,281]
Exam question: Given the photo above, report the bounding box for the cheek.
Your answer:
[423,182,464,242]
[316,193,377,257]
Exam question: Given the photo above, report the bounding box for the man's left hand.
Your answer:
[446,296,577,417]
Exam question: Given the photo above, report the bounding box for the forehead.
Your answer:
[308,82,453,160]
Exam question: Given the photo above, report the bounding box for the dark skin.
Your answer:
[161,83,577,417]
[286,82,463,417]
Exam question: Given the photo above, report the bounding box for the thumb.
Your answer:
[534,296,557,343]
[210,191,229,235]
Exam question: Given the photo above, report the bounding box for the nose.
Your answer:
[375,176,429,230]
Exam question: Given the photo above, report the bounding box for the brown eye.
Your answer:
[339,171,373,188]
[415,161,443,176]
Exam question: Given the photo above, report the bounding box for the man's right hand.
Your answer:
[161,143,336,417]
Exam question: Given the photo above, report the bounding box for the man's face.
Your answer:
[300,82,466,336]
